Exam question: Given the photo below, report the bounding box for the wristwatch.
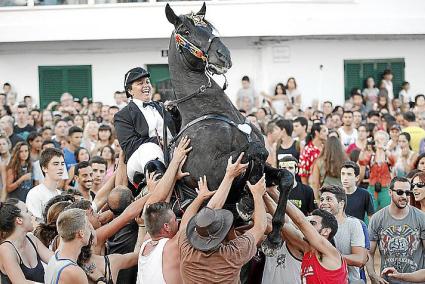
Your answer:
[95,276,107,284]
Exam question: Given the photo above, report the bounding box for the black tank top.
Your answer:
[0,235,45,284]
[276,140,300,162]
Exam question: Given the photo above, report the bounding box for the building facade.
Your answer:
[1,0,425,108]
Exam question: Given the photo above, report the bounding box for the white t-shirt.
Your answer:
[26,183,61,221]
[382,80,394,101]
[338,127,358,149]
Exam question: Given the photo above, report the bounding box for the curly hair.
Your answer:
[6,142,32,180]
[34,201,72,247]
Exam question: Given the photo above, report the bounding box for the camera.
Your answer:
[367,137,376,152]
[374,182,382,193]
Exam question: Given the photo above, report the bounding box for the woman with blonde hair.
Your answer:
[82,120,99,153]
[359,130,395,210]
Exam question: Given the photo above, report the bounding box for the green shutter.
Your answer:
[38,65,92,109]
[376,63,389,83]
[344,59,405,100]
[66,66,92,101]
[147,64,170,89]
[344,63,361,99]
[39,67,65,108]
[390,61,405,96]
[362,63,375,84]
[147,64,173,100]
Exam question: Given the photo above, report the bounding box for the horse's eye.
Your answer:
[184,30,190,35]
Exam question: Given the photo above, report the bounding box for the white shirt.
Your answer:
[132,99,172,139]
[338,127,358,149]
[26,183,61,221]
[382,80,394,101]
[137,238,169,284]
[262,242,301,284]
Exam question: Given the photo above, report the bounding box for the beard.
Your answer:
[394,198,408,209]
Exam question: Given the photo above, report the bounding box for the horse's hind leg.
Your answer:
[262,164,293,256]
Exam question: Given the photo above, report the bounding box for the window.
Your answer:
[0,0,27,6]
[344,58,405,100]
[38,65,92,109]
[147,64,173,101]
[95,0,146,3]
[35,0,87,5]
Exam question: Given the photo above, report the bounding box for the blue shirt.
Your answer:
[63,147,76,171]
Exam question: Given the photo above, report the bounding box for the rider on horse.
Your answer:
[114,67,180,192]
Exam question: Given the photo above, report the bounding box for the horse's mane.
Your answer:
[182,13,220,35]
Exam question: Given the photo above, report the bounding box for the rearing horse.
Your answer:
[165,3,292,255]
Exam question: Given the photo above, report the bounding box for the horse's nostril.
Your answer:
[217,50,230,64]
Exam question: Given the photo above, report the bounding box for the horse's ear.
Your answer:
[197,2,206,16]
[165,3,179,26]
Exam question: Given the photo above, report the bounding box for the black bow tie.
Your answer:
[143,102,156,108]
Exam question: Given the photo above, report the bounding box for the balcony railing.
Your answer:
[0,0,214,7]
[1,0,347,8]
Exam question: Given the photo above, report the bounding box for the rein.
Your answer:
[167,30,228,108]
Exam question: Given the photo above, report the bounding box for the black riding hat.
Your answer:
[124,67,151,98]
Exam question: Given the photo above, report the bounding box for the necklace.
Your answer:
[82,262,96,274]
[149,239,161,246]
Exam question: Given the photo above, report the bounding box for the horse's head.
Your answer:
[166,3,232,75]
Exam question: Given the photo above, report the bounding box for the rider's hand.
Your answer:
[173,136,192,164]
[225,152,249,179]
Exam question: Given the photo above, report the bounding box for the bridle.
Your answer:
[166,27,228,108]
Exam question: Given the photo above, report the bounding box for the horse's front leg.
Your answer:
[262,164,293,256]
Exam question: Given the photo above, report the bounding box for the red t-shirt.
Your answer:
[301,251,348,284]
[298,142,321,178]
[345,143,359,155]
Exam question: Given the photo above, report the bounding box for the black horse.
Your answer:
[165,3,293,255]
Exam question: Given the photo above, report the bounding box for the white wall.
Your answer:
[253,38,425,107]
[1,37,425,108]
[1,0,425,42]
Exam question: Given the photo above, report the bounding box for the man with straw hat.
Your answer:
[179,175,267,284]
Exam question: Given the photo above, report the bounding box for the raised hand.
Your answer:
[176,156,190,180]
[173,136,192,164]
[196,175,216,200]
[146,170,160,193]
[247,174,266,198]
[226,152,249,179]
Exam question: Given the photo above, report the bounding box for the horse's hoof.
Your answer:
[236,202,253,221]
[261,237,283,257]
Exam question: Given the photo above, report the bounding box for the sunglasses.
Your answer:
[412,182,425,189]
[391,189,412,196]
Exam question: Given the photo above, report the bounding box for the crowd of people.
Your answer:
[0,66,425,284]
